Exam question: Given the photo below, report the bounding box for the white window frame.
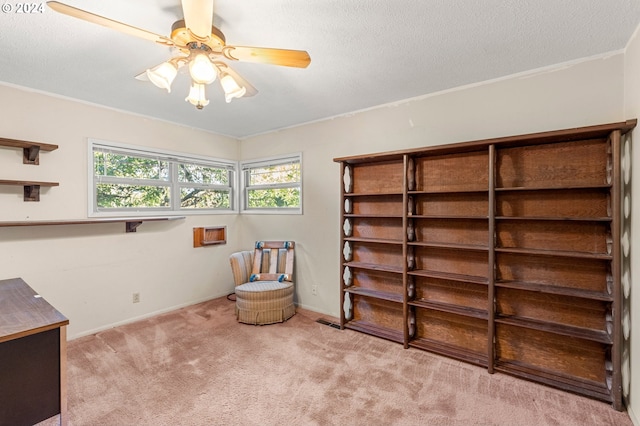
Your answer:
[88,139,238,217]
[240,153,302,215]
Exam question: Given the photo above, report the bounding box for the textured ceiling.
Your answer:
[2,1,640,139]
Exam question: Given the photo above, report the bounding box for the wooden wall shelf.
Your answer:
[0,179,59,202]
[334,119,636,411]
[0,216,185,233]
[1,137,60,201]
[0,137,58,165]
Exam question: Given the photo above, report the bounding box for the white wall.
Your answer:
[0,84,242,338]
[0,51,631,384]
[241,53,625,318]
[624,24,640,424]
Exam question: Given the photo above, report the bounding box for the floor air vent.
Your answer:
[316,318,341,329]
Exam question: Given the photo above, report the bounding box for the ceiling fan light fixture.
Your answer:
[189,53,217,84]
[220,73,247,103]
[185,82,209,110]
[146,61,178,93]
[47,1,311,112]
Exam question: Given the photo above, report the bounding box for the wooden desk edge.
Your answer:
[0,320,69,344]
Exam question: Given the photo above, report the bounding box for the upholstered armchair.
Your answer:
[229,241,295,325]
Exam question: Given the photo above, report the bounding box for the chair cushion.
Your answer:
[235,280,293,296]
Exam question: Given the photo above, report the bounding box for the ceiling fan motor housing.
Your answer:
[171,19,226,52]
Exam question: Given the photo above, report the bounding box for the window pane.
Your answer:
[180,188,230,209]
[94,152,169,180]
[179,164,229,185]
[94,151,106,176]
[97,184,170,208]
[91,141,237,214]
[249,163,300,186]
[248,188,300,208]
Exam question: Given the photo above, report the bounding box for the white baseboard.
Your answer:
[629,404,639,426]
[69,296,338,341]
[68,292,231,340]
[295,302,339,319]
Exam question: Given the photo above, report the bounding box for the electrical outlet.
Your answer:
[312,285,318,295]
[132,292,140,303]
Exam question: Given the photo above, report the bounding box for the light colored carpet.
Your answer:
[58,297,631,425]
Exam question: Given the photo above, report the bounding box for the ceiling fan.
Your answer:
[46,1,311,109]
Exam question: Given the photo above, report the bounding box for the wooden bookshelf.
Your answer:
[334,119,636,410]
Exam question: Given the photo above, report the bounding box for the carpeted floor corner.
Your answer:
[58,297,632,425]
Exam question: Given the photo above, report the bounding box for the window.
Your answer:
[89,140,237,215]
[240,154,302,214]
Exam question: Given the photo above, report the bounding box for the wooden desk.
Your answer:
[0,278,69,426]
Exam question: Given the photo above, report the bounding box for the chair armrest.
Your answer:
[229,250,254,286]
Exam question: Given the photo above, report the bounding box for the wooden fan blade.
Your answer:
[47,2,172,46]
[134,70,149,81]
[181,0,214,39]
[223,46,311,68]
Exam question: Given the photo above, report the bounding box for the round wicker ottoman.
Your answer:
[235,280,295,325]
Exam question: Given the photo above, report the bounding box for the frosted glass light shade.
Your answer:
[185,82,209,109]
[146,62,178,92]
[189,53,217,84]
[220,73,246,103]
